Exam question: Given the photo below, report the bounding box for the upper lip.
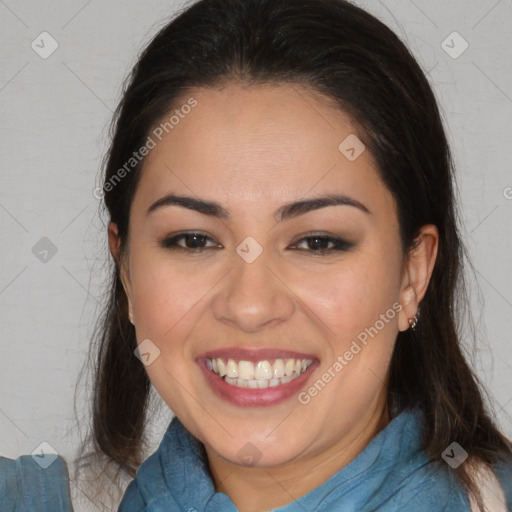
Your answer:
[197,347,318,363]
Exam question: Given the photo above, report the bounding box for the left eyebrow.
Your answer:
[275,194,371,221]
[145,193,371,219]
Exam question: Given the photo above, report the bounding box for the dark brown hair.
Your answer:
[80,0,512,508]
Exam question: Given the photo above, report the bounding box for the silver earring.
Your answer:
[408,310,419,330]
[129,308,134,324]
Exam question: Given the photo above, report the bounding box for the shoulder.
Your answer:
[368,455,474,511]
[0,455,72,512]
[372,445,512,512]
[379,409,512,511]
[466,458,512,512]
[118,448,181,511]
[349,409,472,510]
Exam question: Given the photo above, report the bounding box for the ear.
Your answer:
[108,222,133,322]
[398,224,439,332]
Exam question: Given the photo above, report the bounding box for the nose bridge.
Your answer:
[212,245,295,332]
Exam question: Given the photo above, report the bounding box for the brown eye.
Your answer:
[161,232,220,251]
[291,234,354,253]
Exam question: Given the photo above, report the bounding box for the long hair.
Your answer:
[78,0,512,508]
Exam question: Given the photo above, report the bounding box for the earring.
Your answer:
[408,309,419,330]
[128,308,134,324]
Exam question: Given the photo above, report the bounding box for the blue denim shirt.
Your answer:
[118,408,512,512]
[0,455,72,511]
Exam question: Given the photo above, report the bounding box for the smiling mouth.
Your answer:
[205,357,314,388]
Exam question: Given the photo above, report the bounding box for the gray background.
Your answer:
[1,0,511,508]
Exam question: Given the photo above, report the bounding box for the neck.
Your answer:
[205,400,390,512]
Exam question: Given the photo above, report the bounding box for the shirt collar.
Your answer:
[135,407,425,511]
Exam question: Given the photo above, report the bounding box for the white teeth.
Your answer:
[255,360,273,380]
[218,359,227,377]
[226,359,238,378]
[247,380,258,389]
[284,359,295,377]
[226,373,301,389]
[206,357,314,388]
[272,359,285,379]
[238,360,255,380]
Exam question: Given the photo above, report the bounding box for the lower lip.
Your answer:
[198,359,319,407]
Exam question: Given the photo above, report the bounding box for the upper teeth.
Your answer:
[206,357,313,380]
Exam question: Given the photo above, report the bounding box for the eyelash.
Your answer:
[160,232,354,254]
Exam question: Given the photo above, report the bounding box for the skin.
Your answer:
[109,82,438,512]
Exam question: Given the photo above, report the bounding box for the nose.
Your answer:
[211,250,296,333]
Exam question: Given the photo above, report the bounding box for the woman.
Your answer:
[81,0,512,510]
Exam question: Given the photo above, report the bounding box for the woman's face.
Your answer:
[116,83,430,469]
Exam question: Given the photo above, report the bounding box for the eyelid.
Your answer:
[161,230,354,254]
[289,230,347,244]
[161,231,222,249]
[289,232,354,251]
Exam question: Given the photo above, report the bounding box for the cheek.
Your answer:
[128,253,213,410]
[290,257,401,340]
[129,251,215,345]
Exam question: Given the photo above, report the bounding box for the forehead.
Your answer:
[133,82,395,218]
